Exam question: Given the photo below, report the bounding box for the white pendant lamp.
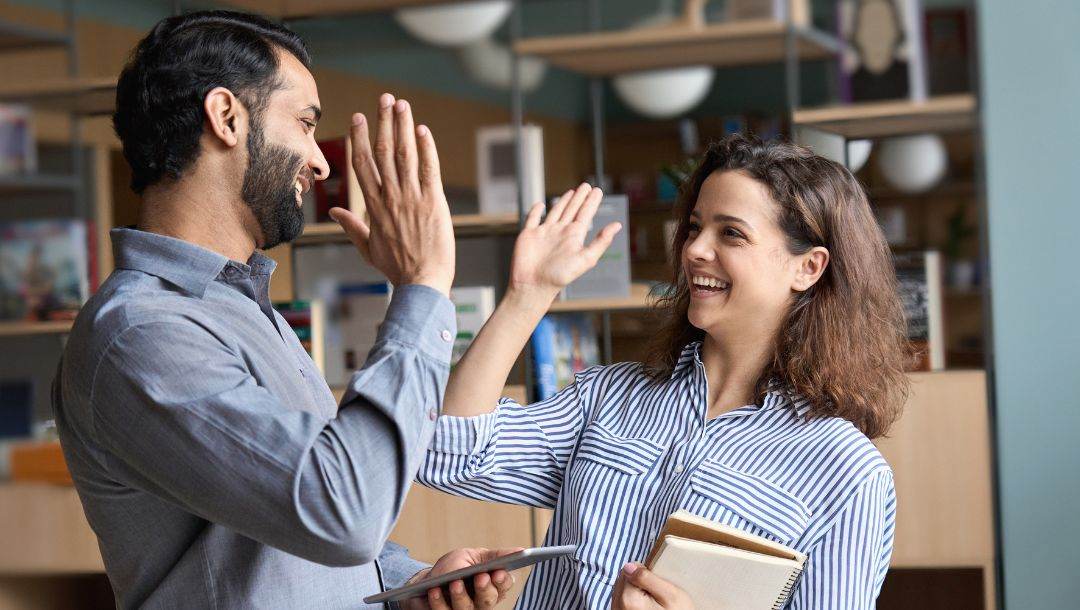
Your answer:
[877,134,948,194]
[611,7,715,119]
[395,1,512,48]
[847,139,873,172]
[459,37,547,92]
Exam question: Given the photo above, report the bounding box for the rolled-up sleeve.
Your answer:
[89,284,455,567]
[417,367,597,509]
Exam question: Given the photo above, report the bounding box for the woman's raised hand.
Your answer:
[509,183,622,300]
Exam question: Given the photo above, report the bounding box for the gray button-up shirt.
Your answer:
[53,228,456,609]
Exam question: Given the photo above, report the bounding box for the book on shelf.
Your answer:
[895,250,945,371]
[273,300,326,374]
[644,510,807,610]
[477,124,544,216]
[561,194,631,301]
[530,313,600,401]
[328,281,393,387]
[449,286,496,366]
[0,103,35,174]
[0,219,89,322]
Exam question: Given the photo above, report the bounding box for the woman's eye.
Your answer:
[723,227,743,239]
[687,222,701,233]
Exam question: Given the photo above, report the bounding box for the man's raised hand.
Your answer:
[329,93,455,296]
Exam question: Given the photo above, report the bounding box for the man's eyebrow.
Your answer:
[301,105,322,121]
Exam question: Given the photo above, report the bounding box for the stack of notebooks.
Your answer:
[644,510,807,609]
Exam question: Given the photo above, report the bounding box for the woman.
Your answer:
[420,135,908,609]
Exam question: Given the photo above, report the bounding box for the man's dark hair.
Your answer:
[113,10,310,194]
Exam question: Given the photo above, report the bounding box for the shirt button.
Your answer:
[674,464,685,474]
[428,409,438,421]
[440,329,453,343]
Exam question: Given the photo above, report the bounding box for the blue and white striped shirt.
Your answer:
[419,341,895,609]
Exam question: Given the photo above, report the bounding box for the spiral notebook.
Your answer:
[644,510,806,610]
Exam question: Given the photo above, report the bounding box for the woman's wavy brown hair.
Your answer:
[645,134,908,439]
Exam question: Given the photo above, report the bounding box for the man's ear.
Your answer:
[792,246,830,292]
[204,86,243,148]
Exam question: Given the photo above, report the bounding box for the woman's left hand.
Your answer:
[508,183,622,299]
[611,563,695,610]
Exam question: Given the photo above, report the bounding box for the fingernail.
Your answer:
[431,589,441,600]
[623,562,639,575]
[380,93,394,108]
[396,99,409,113]
[493,573,504,585]
[352,113,365,126]
[417,125,429,136]
[451,581,464,594]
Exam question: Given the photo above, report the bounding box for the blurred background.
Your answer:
[0,0,1075,608]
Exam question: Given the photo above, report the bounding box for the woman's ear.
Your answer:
[792,246,830,292]
[204,86,242,148]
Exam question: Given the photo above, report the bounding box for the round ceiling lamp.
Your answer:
[611,13,714,119]
[395,1,512,47]
[877,134,948,194]
[847,139,873,172]
[459,38,547,92]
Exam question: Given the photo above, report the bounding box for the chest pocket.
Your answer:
[573,422,665,475]
[685,459,811,545]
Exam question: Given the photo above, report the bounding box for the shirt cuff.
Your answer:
[431,409,498,456]
[378,284,457,365]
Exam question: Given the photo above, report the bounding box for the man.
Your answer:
[52,10,514,609]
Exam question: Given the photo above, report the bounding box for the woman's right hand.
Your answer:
[611,563,695,610]
[508,183,622,301]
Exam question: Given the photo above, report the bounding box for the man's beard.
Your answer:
[241,118,306,250]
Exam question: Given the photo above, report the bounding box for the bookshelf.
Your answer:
[296,213,521,244]
[220,0,463,19]
[548,282,655,313]
[0,320,74,337]
[0,77,117,116]
[514,18,837,76]
[0,20,68,51]
[792,94,978,139]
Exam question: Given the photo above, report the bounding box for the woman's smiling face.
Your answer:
[682,170,808,337]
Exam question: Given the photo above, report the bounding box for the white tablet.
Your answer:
[363,545,576,604]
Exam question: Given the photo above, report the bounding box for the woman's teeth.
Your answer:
[692,275,729,290]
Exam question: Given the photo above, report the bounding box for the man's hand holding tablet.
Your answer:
[367,545,577,608]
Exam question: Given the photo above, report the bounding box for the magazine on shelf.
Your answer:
[449,286,496,366]
[530,313,600,401]
[561,194,631,301]
[0,219,89,321]
[894,250,945,371]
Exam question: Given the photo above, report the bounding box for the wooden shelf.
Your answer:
[296,213,520,244]
[220,0,461,19]
[792,94,978,139]
[0,21,69,51]
[0,173,80,193]
[0,320,73,337]
[548,282,655,313]
[0,484,104,575]
[514,19,838,76]
[0,78,117,116]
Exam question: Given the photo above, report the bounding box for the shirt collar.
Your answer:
[111,227,276,297]
[673,340,814,417]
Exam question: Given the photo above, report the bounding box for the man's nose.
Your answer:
[310,145,330,181]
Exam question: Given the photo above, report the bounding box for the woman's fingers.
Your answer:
[622,564,685,608]
[565,184,601,224]
[574,186,605,225]
[393,99,420,193]
[548,185,580,223]
[373,93,400,194]
[583,222,622,265]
